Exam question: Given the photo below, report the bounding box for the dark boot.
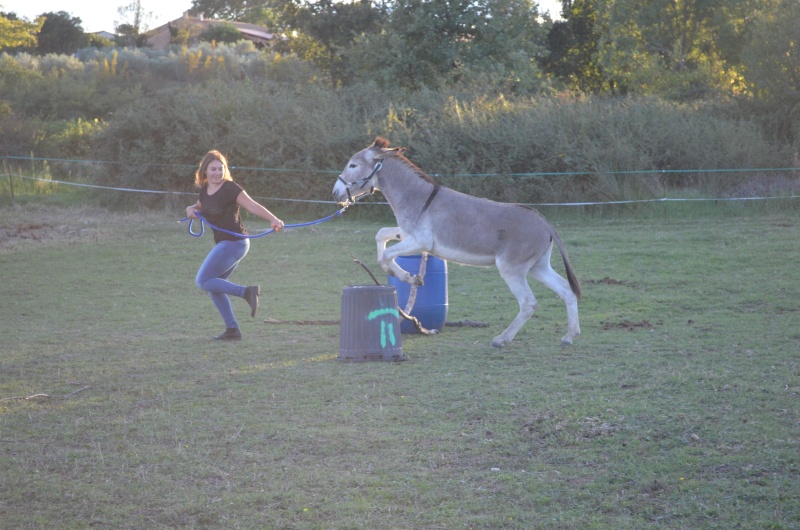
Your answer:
[244,285,260,318]
[213,327,242,341]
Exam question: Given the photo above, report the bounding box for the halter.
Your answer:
[337,161,382,204]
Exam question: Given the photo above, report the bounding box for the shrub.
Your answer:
[367,92,791,203]
[2,45,794,209]
[89,78,384,208]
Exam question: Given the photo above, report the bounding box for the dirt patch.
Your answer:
[0,204,130,252]
[587,276,625,285]
[601,319,654,331]
[0,222,99,246]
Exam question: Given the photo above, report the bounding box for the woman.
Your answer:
[185,150,284,341]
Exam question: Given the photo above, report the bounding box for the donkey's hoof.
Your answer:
[490,337,506,348]
[412,275,425,286]
[561,330,579,346]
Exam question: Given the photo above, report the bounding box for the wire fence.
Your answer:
[2,155,799,208]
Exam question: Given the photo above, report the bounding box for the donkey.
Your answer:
[333,137,581,347]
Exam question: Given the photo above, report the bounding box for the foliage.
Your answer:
[198,21,247,44]
[290,0,386,84]
[190,0,257,20]
[0,39,793,205]
[88,78,383,207]
[0,11,44,49]
[541,0,604,93]
[0,53,100,120]
[176,0,798,105]
[369,92,790,203]
[115,0,154,48]
[0,22,797,207]
[45,118,106,158]
[738,0,800,148]
[593,0,753,100]
[188,0,548,90]
[87,33,117,49]
[346,0,549,91]
[35,11,88,55]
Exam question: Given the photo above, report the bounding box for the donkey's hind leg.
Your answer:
[492,268,538,348]
[530,246,581,345]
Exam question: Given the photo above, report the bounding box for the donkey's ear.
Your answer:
[372,146,404,160]
[372,137,391,149]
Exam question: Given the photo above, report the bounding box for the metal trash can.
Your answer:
[338,285,405,362]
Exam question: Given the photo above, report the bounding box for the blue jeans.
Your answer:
[196,239,250,329]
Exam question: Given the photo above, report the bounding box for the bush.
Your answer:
[89,78,386,208]
[1,44,795,209]
[367,92,791,203]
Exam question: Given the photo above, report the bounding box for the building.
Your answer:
[146,13,277,50]
[90,31,117,41]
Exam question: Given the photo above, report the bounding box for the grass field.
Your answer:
[1,201,798,529]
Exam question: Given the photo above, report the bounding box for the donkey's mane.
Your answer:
[374,137,437,185]
[395,155,437,185]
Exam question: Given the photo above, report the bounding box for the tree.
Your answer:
[291,0,385,83]
[190,0,254,20]
[0,11,44,49]
[36,11,87,54]
[87,33,116,49]
[348,0,548,91]
[595,0,755,100]
[115,0,153,47]
[541,0,604,92]
[199,22,245,44]
[739,0,800,146]
[294,0,383,50]
[740,0,800,104]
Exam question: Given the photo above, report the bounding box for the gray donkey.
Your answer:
[333,137,581,347]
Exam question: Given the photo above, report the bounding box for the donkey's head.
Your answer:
[333,137,405,205]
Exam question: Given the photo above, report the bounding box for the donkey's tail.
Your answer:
[551,230,582,300]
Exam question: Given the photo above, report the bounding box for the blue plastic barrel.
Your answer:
[388,255,448,333]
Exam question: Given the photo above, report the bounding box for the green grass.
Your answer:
[1,202,798,529]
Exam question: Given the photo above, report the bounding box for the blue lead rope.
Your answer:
[179,206,348,238]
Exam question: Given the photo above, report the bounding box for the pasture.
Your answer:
[1,202,798,529]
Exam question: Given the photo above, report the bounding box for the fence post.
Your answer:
[10,168,18,201]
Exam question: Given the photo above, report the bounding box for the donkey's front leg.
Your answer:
[375,229,425,285]
[375,227,404,273]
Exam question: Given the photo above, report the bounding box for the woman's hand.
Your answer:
[237,190,284,231]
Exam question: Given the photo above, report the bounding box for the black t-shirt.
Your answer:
[199,180,248,243]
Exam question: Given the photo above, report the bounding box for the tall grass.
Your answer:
[79,87,795,208]
[1,45,795,208]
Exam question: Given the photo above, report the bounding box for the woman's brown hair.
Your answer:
[194,150,232,188]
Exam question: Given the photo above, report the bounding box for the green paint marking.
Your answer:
[368,308,400,320]
[368,307,399,349]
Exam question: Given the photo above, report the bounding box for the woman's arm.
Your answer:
[186,199,201,219]
[237,191,284,231]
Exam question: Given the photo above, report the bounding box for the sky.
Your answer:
[2,0,563,34]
